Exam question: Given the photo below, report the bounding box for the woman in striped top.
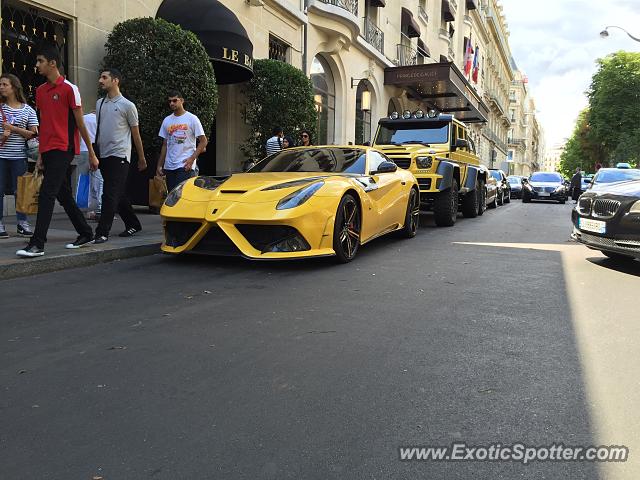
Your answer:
[0,73,39,238]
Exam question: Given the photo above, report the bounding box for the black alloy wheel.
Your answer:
[497,189,504,206]
[398,188,420,238]
[504,189,511,203]
[333,194,361,263]
[477,181,486,216]
[462,179,480,218]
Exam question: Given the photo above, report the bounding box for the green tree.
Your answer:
[559,110,604,177]
[587,51,640,166]
[102,17,217,158]
[241,59,317,160]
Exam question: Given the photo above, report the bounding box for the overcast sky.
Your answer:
[499,0,640,152]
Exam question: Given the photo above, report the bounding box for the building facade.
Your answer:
[1,0,543,178]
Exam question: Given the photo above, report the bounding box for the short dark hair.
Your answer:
[103,67,123,85]
[36,43,61,67]
[300,129,311,139]
[167,89,183,99]
[272,126,283,136]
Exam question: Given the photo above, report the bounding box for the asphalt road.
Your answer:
[2,199,639,479]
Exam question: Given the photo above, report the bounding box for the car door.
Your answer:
[361,151,406,239]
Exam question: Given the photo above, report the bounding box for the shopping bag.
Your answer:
[149,175,168,209]
[76,172,90,208]
[16,171,43,215]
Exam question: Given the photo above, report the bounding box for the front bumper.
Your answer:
[524,189,566,200]
[160,197,336,259]
[571,209,640,258]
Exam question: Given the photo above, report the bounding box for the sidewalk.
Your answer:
[0,210,163,280]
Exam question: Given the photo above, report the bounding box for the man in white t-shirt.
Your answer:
[156,90,208,192]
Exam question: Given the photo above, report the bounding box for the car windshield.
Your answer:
[376,121,449,145]
[249,147,367,174]
[507,177,521,184]
[593,169,640,184]
[530,172,562,183]
[490,171,502,180]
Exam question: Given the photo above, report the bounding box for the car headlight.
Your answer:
[415,156,433,169]
[276,181,324,210]
[630,200,640,214]
[164,181,187,207]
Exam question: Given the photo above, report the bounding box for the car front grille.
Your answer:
[192,226,240,255]
[578,232,640,253]
[236,224,309,253]
[533,186,557,193]
[592,199,620,219]
[417,178,432,191]
[164,221,201,247]
[578,197,592,215]
[386,155,411,169]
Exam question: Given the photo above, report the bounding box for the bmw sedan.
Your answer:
[507,175,524,199]
[571,179,640,261]
[522,172,568,204]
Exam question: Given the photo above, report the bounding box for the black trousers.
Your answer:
[95,156,141,237]
[31,150,93,248]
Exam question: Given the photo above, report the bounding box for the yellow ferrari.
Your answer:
[160,146,419,262]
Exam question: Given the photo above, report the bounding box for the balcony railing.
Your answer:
[508,137,527,148]
[396,44,418,66]
[485,129,507,154]
[363,17,384,54]
[318,0,358,16]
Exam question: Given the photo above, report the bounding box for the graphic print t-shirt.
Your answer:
[158,112,205,170]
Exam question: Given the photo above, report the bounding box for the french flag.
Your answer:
[464,38,473,76]
[471,46,480,83]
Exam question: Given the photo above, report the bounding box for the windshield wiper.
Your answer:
[401,141,431,146]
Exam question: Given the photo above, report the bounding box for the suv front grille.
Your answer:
[592,199,620,219]
[386,155,411,169]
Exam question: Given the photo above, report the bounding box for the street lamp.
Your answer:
[600,26,640,43]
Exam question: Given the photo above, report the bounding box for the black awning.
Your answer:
[442,0,455,22]
[157,0,254,85]
[383,62,488,123]
[417,39,430,57]
[401,8,421,38]
[369,0,386,7]
[466,0,478,10]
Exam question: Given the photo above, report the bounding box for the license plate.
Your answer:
[538,191,550,196]
[579,218,606,234]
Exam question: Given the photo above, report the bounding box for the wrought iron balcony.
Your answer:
[485,129,507,154]
[508,137,527,148]
[363,17,384,54]
[396,44,418,66]
[317,0,358,16]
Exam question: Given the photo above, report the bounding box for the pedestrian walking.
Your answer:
[0,73,39,239]
[155,90,207,192]
[92,68,147,243]
[265,126,283,155]
[78,110,103,222]
[300,129,312,147]
[570,167,582,203]
[16,43,97,258]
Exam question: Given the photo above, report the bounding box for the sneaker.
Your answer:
[93,235,108,244]
[17,221,33,237]
[65,234,94,249]
[118,227,141,237]
[16,244,44,257]
[0,222,8,239]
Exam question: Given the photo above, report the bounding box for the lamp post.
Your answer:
[600,26,640,43]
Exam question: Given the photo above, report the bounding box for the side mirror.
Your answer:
[372,161,397,174]
[454,138,469,150]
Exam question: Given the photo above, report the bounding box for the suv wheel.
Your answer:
[462,179,480,218]
[504,189,511,203]
[433,179,459,227]
[477,181,486,216]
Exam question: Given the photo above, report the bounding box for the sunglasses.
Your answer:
[168,99,180,104]
[301,134,309,138]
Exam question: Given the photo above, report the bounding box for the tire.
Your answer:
[497,189,504,206]
[504,190,511,203]
[601,250,631,262]
[433,179,459,227]
[522,194,531,203]
[477,181,486,216]
[558,198,565,204]
[398,188,420,238]
[462,179,479,218]
[487,191,497,209]
[333,194,361,263]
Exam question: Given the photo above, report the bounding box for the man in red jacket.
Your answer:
[17,44,98,257]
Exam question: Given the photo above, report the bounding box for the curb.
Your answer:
[0,242,162,280]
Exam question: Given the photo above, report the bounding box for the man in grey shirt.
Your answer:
[93,68,147,243]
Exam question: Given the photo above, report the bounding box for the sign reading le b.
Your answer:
[222,47,253,68]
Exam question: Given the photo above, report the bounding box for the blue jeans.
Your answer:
[0,157,28,222]
[164,168,196,193]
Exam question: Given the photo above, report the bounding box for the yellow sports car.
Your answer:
[160,146,419,262]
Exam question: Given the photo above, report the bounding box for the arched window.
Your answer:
[311,56,335,145]
[355,80,372,145]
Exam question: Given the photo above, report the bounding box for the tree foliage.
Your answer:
[558,109,604,177]
[587,51,640,166]
[102,17,217,157]
[241,59,317,160]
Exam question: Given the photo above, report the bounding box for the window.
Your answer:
[311,55,335,145]
[269,34,290,63]
[368,151,387,173]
